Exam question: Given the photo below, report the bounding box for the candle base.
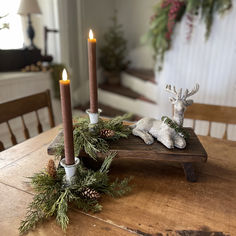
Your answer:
[86,108,102,124]
[60,157,80,186]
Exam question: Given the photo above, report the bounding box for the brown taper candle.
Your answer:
[88,29,98,113]
[59,69,75,165]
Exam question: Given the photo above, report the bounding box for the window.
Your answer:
[0,0,24,49]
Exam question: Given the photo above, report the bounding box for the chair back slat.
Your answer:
[35,110,43,133]
[0,91,52,124]
[6,121,17,145]
[21,116,30,139]
[207,122,212,137]
[0,90,55,151]
[223,124,228,140]
[0,141,5,151]
[192,120,196,130]
[185,103,236,140]
[185,103,236,124]
[46,90,55,128]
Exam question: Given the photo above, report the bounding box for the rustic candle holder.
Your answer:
[60,157,80,185]
[86,108,102,125]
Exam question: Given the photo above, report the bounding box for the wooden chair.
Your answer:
[184,103,236,140]
[0,90,55,151]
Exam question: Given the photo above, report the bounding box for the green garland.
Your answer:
[0,14,9,31]
[187,0,232,38]
[55,113,132,160]
[19,152,132,234]
[144,0,232,70]
[161,116,190,139]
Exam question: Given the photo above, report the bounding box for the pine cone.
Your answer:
[81,188,100,200]
[47,159,57,178]
[100,129,115,138]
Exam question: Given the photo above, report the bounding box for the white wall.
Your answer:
[55,0,159,105]
[21,0,60,62]
[115,0,157,68]
[157,8,236,140]
[63,0,116,105]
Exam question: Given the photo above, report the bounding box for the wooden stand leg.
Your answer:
[181,163,197,182]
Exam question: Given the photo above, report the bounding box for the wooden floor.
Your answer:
[0,126,235,236]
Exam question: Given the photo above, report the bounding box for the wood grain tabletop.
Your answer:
[0,125,235,236]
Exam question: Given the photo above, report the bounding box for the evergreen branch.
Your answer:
[55,114,131,160]
[19,190,57,235]
[143,0,232,69]
[55,189,70,231]
[19,153,132,234]
[19,209,45,235]
[105,177,133,198]
[99,152,117,173]
[161,116,190,139]
[79,172,97,188]
[74,198,102,213]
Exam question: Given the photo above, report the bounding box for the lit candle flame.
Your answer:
[62,69,67,81]
[89,29,94,40]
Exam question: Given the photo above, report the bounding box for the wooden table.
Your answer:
[0,126,235,236]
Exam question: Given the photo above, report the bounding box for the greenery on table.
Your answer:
[143,0,232,70]
[161,116,190,140]
[19,153,132,234]
[99,11,129,73]
[55,113,132,160]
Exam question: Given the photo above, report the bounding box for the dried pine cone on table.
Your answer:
[47,159,57,178]
[100,129,115,138]
[81,187,100,200]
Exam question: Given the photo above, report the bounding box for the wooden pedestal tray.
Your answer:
[47,128,207,182]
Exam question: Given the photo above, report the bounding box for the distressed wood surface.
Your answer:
[48,128,207,163]
[47,126,207,182]
[0,183,133,236]
[0,125,235,235]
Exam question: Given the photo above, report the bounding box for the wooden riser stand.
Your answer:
[48,128,207,182]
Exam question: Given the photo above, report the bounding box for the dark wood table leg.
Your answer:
[181,163,197,182]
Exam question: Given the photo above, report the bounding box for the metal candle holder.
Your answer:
[86,108,102,125]
[60,157,80,185]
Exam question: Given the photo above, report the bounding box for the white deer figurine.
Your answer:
[131,84,199,149]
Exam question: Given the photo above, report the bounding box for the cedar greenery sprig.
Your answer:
[161,116,190,139]
[187,0,232,38]
[55,113,132,160]
[142,0,185,69]
[143,0,232,70]
[19,153,133,235]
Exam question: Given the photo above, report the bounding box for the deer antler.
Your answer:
[183,84,199,99]
[166,85,177,96]
[166,85,182,99]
